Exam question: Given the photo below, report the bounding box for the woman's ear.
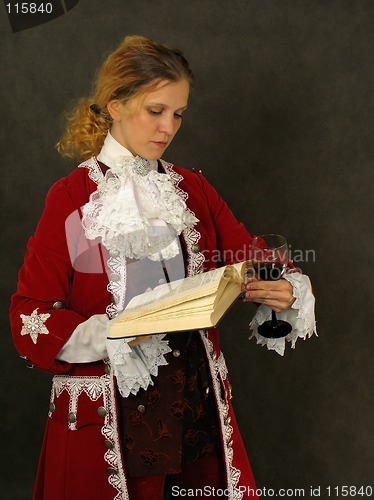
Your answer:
[107,100,123,121]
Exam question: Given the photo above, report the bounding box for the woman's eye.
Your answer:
[174,113,182,119]
[148,109,162,115]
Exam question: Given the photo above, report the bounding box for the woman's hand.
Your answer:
[241,278,295,313]
[128,336,151,347]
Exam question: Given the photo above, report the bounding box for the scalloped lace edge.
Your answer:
[249,272,317,356]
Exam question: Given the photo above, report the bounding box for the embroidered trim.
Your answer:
[20,308,50,344]
[52,375,105,431]
[50,365,129,499]
[106,251,127,318]
[183,226,205,277]
[217,352,228,382]
[160,160,205,276]
[78,156,104,185]
[103,363,129,500]
[199,332,243,500]
[78,157,124,320]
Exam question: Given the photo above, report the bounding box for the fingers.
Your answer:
[241,279,295,313]
[128,335,151,347]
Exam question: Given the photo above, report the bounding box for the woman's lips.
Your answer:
[152,141,168,148]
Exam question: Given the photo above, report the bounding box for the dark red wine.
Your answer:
[253,262,285,281]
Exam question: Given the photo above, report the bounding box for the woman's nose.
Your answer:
[158,113,175,135]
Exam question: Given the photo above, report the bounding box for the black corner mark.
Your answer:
[63,0,79,9]
[4,0,80,33]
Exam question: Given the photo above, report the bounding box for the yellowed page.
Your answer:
[117,266,228,322]
[109,260,252,338]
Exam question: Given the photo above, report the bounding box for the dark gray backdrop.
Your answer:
[1,1,373,498]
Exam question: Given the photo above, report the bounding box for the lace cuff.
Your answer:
[106,334,171,397]
[249,273,317,356]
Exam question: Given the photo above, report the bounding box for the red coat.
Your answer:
[10,157,259,499]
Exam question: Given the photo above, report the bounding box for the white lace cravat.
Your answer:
[81,154,198,261]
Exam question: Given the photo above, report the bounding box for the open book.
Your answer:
[108,260,252,338]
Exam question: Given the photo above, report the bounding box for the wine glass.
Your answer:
[251,234,292,338]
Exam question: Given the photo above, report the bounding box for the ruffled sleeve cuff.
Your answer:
[106,334,171,397]
[249,272,317,356]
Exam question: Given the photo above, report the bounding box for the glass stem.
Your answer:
[271,310,279,327]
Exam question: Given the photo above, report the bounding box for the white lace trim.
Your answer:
[78,156,104,185]
[51,374,106,431]
[50,367,129,499]
[103,366,129,500]
[106,251,127,318]
[160,160,205,276]
[20,308,50,344]
[106,334,172,398]
[249,272,317,356]
[200,331,243,499]
[217,352,229,381]
[80,156,198,260]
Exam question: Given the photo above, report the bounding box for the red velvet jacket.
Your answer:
[10,158,259,499]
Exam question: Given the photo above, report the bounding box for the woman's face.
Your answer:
[108,79,190,160]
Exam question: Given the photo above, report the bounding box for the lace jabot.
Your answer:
[81,133,198,261]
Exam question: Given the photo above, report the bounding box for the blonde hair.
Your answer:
[56,35,194,161]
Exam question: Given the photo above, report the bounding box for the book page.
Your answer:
[125,266,227,314]
[114,260,252,325]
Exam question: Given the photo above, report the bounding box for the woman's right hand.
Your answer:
[128,335,152,346]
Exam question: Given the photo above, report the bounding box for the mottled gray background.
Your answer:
[1,0,373,498]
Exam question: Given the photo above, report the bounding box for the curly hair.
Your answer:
[56,35,194,161]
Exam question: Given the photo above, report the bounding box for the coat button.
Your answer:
[52,301,64,310]
[172,349,181,357]
[211,351,217,361]
[227,439,233,448]
[224,416,231,426]
[49,402,56,413]
[191,243,200,253]
[107,467,118,475]
[137,404,146,414]
[97,406,107,418]
[104,439,114,449]
[67,412,76,423]
[109,249,119,257]
[205,387,210,396]
[109,273,120,282]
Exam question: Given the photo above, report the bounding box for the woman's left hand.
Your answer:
[241,278,295,313]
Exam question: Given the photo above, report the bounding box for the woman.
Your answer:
[10,35,315,499]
